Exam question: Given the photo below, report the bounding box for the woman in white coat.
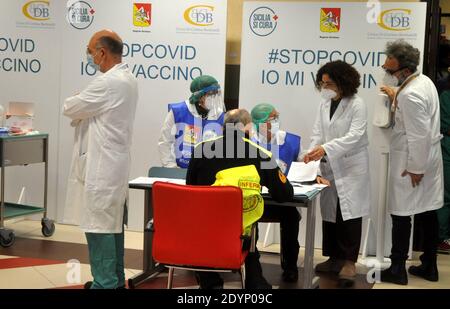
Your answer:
[304,60,370,287]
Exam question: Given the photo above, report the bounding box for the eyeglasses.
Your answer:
[318,81,336,88]
[266,114,279,123]
[383,66,405,75]
[205,90,221,97]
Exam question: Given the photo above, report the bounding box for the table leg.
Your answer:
[303,198,320,289]
[128,187,164,288]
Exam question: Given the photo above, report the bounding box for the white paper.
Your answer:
[287,161,320,182]
[129,177,186,185]
[311,183,328,190]
[261,184,321,196]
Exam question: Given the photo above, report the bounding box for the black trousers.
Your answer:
[322,200,362,262]
[195,226,266,289]
[196,206,300,288]
[261,204,301,271]
[390,210,438,262]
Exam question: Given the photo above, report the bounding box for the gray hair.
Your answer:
[224,109,252,126]
[385,40,420,73]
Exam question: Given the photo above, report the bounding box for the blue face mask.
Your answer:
[86,52,99,71]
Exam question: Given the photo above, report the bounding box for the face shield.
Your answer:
[254,114,280,144]
[194,84,225,117]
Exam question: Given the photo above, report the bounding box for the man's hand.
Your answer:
[401,170,424,188]
[304,145,325,163]
[316,176,330,186]
[70,119,81,127]
[380,86,396,102]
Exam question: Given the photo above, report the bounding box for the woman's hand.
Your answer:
[304,145,325,163]
[316,176,330,186]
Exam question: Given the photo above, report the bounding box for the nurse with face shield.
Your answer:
[158,75,225,168]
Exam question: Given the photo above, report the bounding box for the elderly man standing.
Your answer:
[63,30,138,289]
[380,40,443,285]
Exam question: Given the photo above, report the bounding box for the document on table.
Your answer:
[129,177,186,185]
[287,161,321,183]
[261,183,326,196]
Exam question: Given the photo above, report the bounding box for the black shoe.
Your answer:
[84,281,92,289]
[246,276,272,289]
[380,265,408,285]
[408,263,438,282]
[83,281,125,289]
[195,272,224,289]
[282,269,299,283]
[198,284,224,289]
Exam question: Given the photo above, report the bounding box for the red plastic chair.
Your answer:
[152,182,248,289]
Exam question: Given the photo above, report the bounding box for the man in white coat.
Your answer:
[63,30,138,289]
[380,40,443,285]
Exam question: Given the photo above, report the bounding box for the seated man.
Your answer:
[186,109,294,289]
[158,75,225,168]
[250,103,302,282]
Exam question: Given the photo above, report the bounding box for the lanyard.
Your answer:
[390,73,419,128]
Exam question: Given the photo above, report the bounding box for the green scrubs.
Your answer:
[85,231,125,289]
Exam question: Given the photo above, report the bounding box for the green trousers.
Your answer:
[438,158,450,241]
[85,230,125,289]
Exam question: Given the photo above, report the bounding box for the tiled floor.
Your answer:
[8,220,143,250]
[0,220,449,289]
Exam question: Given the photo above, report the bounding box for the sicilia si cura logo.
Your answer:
[249,7,278,37]
[67,1,95,30]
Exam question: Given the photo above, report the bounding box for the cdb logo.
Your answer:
[386,13,410,29]
[378,9,411,31]
[184,5,214,26]
[32,5,49,18]
[191,8,213,24]
[23,1,50,21]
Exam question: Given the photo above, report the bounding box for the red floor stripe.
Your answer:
[53,285,84,289]
[0,257,65,270]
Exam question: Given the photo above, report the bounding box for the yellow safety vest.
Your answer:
[213,165,264,236]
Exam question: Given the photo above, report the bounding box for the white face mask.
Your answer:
[320,88,338,101]
[204,94,224,116]
[86,50,102,72]
[256,120,279,144]
[269,120,280,139]
[382,72,399,87]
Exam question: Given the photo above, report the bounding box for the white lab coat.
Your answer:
[388,74,443,216]
[158,100,222,167]
[63,63,138,233]
[308,95,370,222]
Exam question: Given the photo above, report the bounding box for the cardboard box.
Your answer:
[5,102,34,131]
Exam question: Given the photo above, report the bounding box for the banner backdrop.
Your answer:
[1,0,227,230]
[57,0,227,229]
[239,1,426,252]
[0,0,64,220]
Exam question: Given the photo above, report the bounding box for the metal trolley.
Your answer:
[0,133,55,247]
